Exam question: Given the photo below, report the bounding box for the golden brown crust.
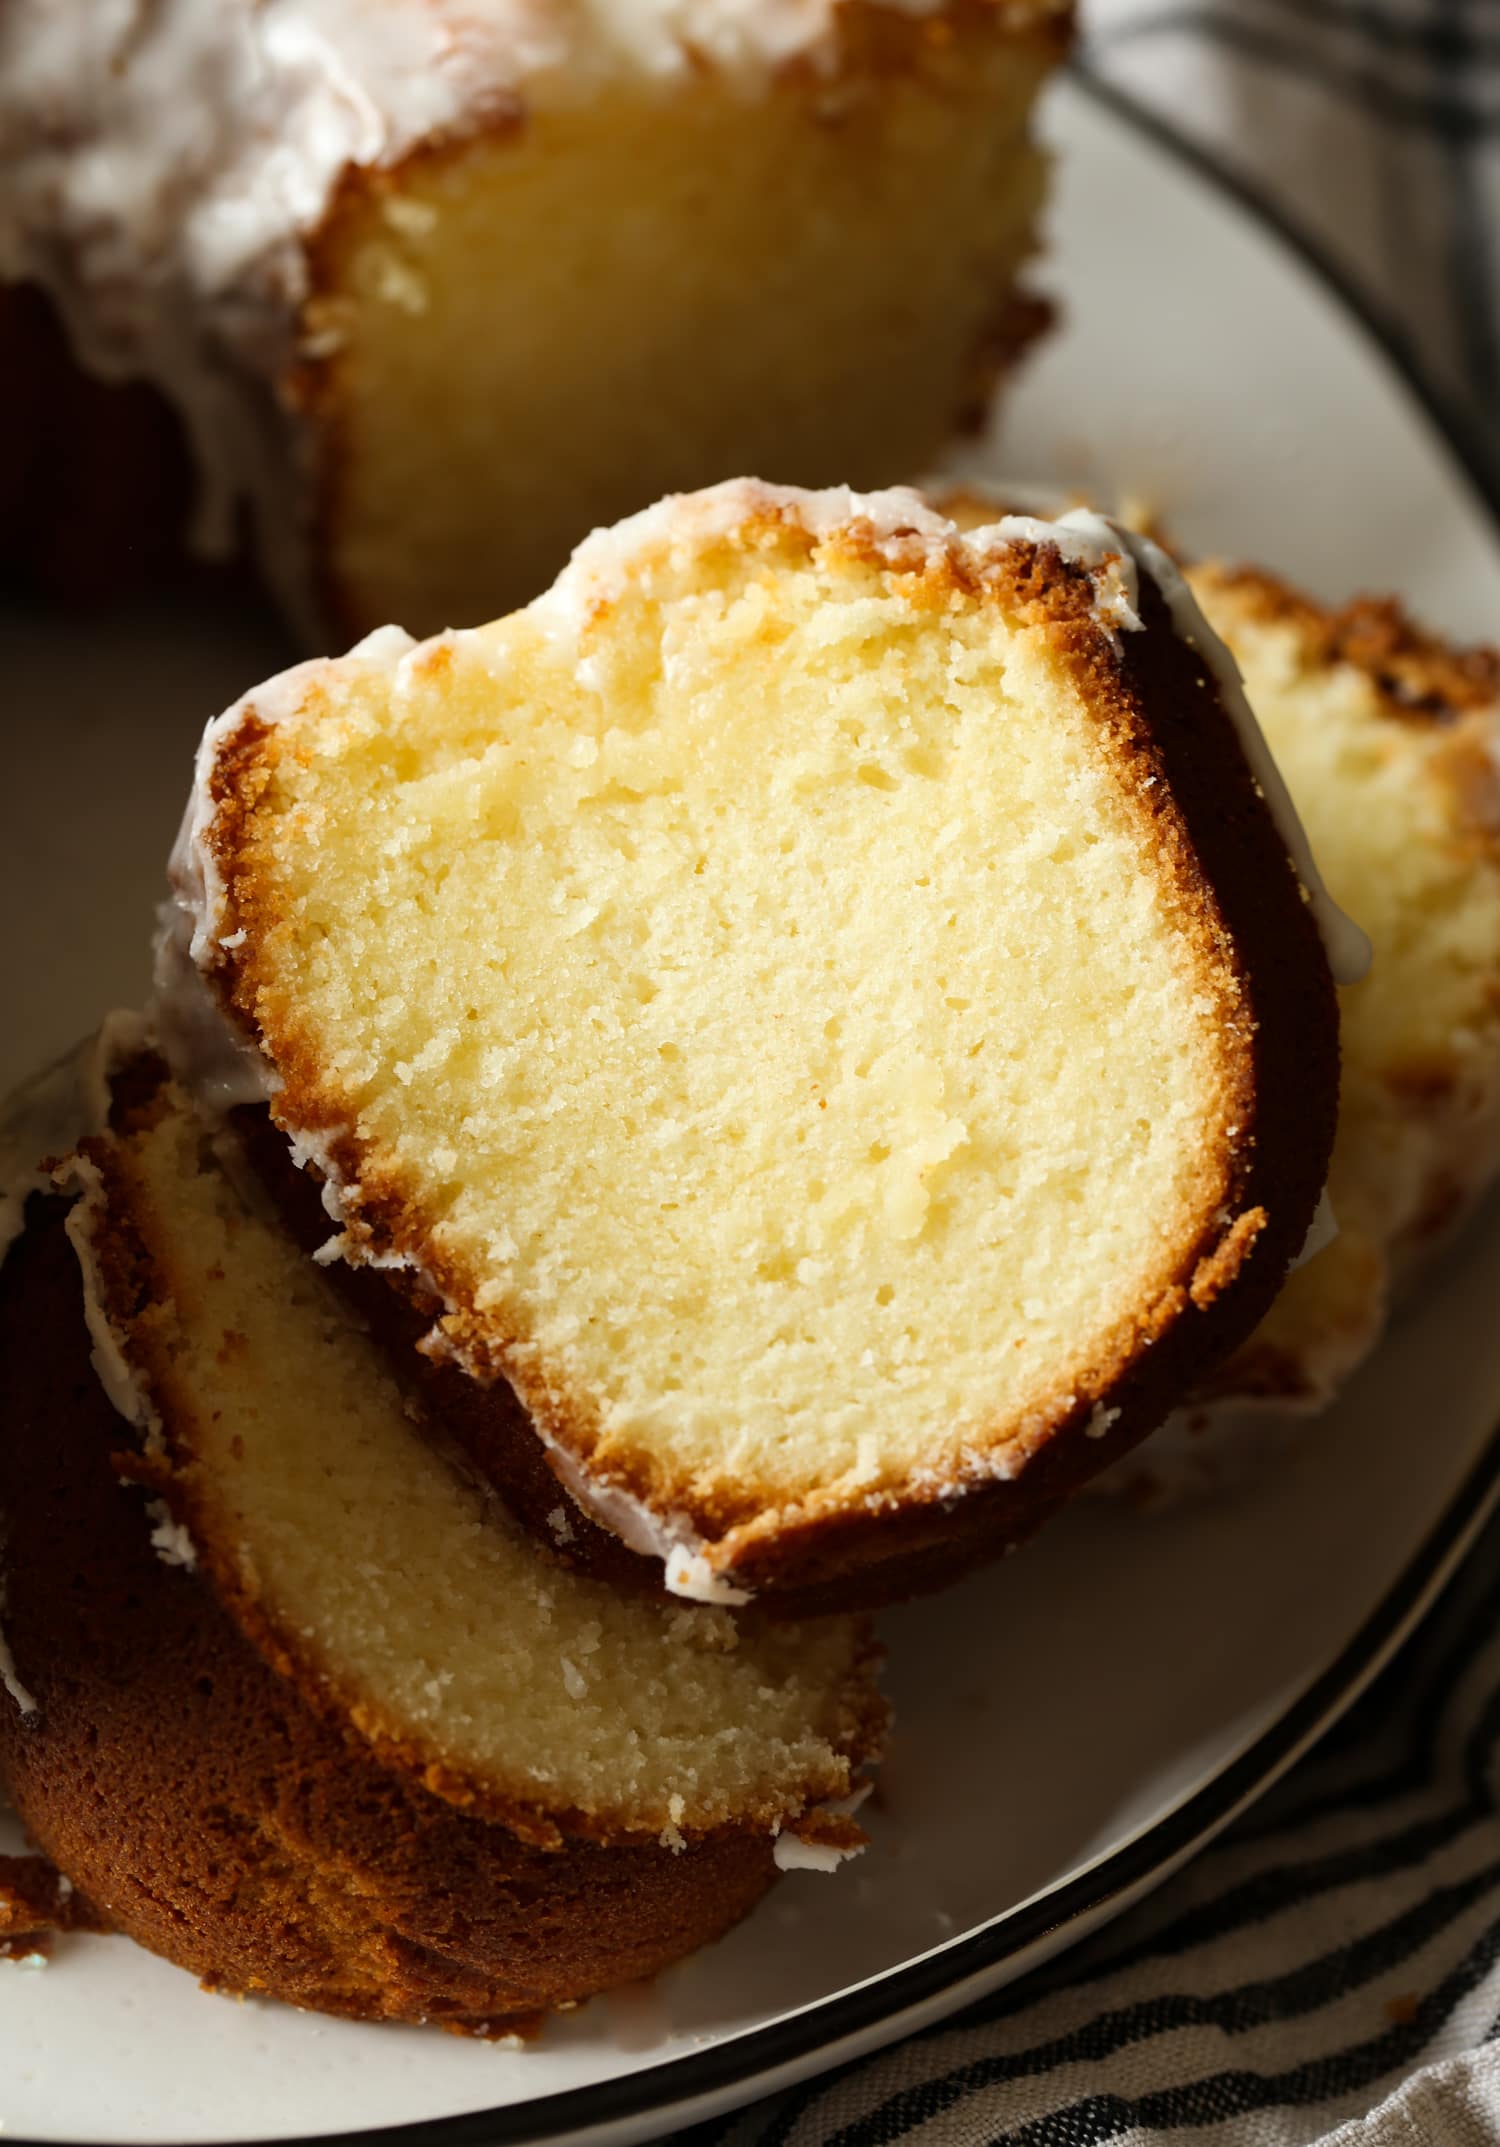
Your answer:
[202,511,1338,1609]
[0,1191,790,2032]
[1188,563,1500,726]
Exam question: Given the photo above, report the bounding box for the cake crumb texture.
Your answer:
[1190,566,1500,1406]
[187,484,1337,1593]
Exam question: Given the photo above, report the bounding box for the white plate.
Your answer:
[5,72,1500,2147]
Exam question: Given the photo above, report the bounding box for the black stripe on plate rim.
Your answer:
[17,65,1500,2147]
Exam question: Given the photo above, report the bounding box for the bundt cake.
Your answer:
[0,1054,883,2031]
[153,480,1347,1609]
[0,0,1070,639]
[937,484,1500,1488]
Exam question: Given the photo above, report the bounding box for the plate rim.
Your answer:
[13,64,1500,2147]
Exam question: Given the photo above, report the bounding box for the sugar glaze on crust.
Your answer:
[152,480,1343,1608]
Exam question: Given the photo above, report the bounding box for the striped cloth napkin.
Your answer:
[675,6,1500,2142]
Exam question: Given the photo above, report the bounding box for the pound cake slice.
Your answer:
[154,481,1345,1609]
[0,1061,881,2032]
[1184,567,1500,1408]
[1,0,1068,638]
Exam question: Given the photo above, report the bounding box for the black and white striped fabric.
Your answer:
[678,1501,1500,2145]
[673,8,1500,2141]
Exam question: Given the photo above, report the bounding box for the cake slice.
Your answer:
[154,481,1345,1608]
[0,1060,882,2031]
[1188,566,1500,1407]
[0,0,1068,638]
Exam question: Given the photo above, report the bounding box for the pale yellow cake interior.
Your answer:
[226,526,1249,1521]
[1188,569,1500,1400]
[111,1090,875,1835]
[307,29,1057,633]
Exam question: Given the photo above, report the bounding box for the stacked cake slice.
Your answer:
[151,482,1346,1610]
[0,1061,881,2030]
[1,481,1378,2027]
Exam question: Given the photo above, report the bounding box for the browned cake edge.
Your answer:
[0,1166,871,2030]
[200,505,1339,1608]
[1187,562,1500,727]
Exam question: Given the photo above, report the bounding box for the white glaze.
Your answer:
[151,899,280,1121]
[1295,1189,1340,1271]
[0,1571,38,1720]
[538,1440,753,1605]
[773,1833,860,1873]
[146,1499,199,1572]
[773,1783,872,1870]
[150,641,402,1118]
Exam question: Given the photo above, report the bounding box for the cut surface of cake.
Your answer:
[0,0,1069,638]
[156,481,1345,1605]
[1184,566,1500,1411]
[0,1057,882,2030]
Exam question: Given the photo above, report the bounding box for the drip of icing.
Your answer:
[772,1833,860,1874]
[151,892,280,1119]
[772,1783,872,1872]
[151,636,413,1119]
[0,1026,165,1446]
[0,1017,164,1722]
[0,1575,38,1720]
[541,1442,753,1606]
[1294,1189,1339,1271]
[146,1499,198,1571]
